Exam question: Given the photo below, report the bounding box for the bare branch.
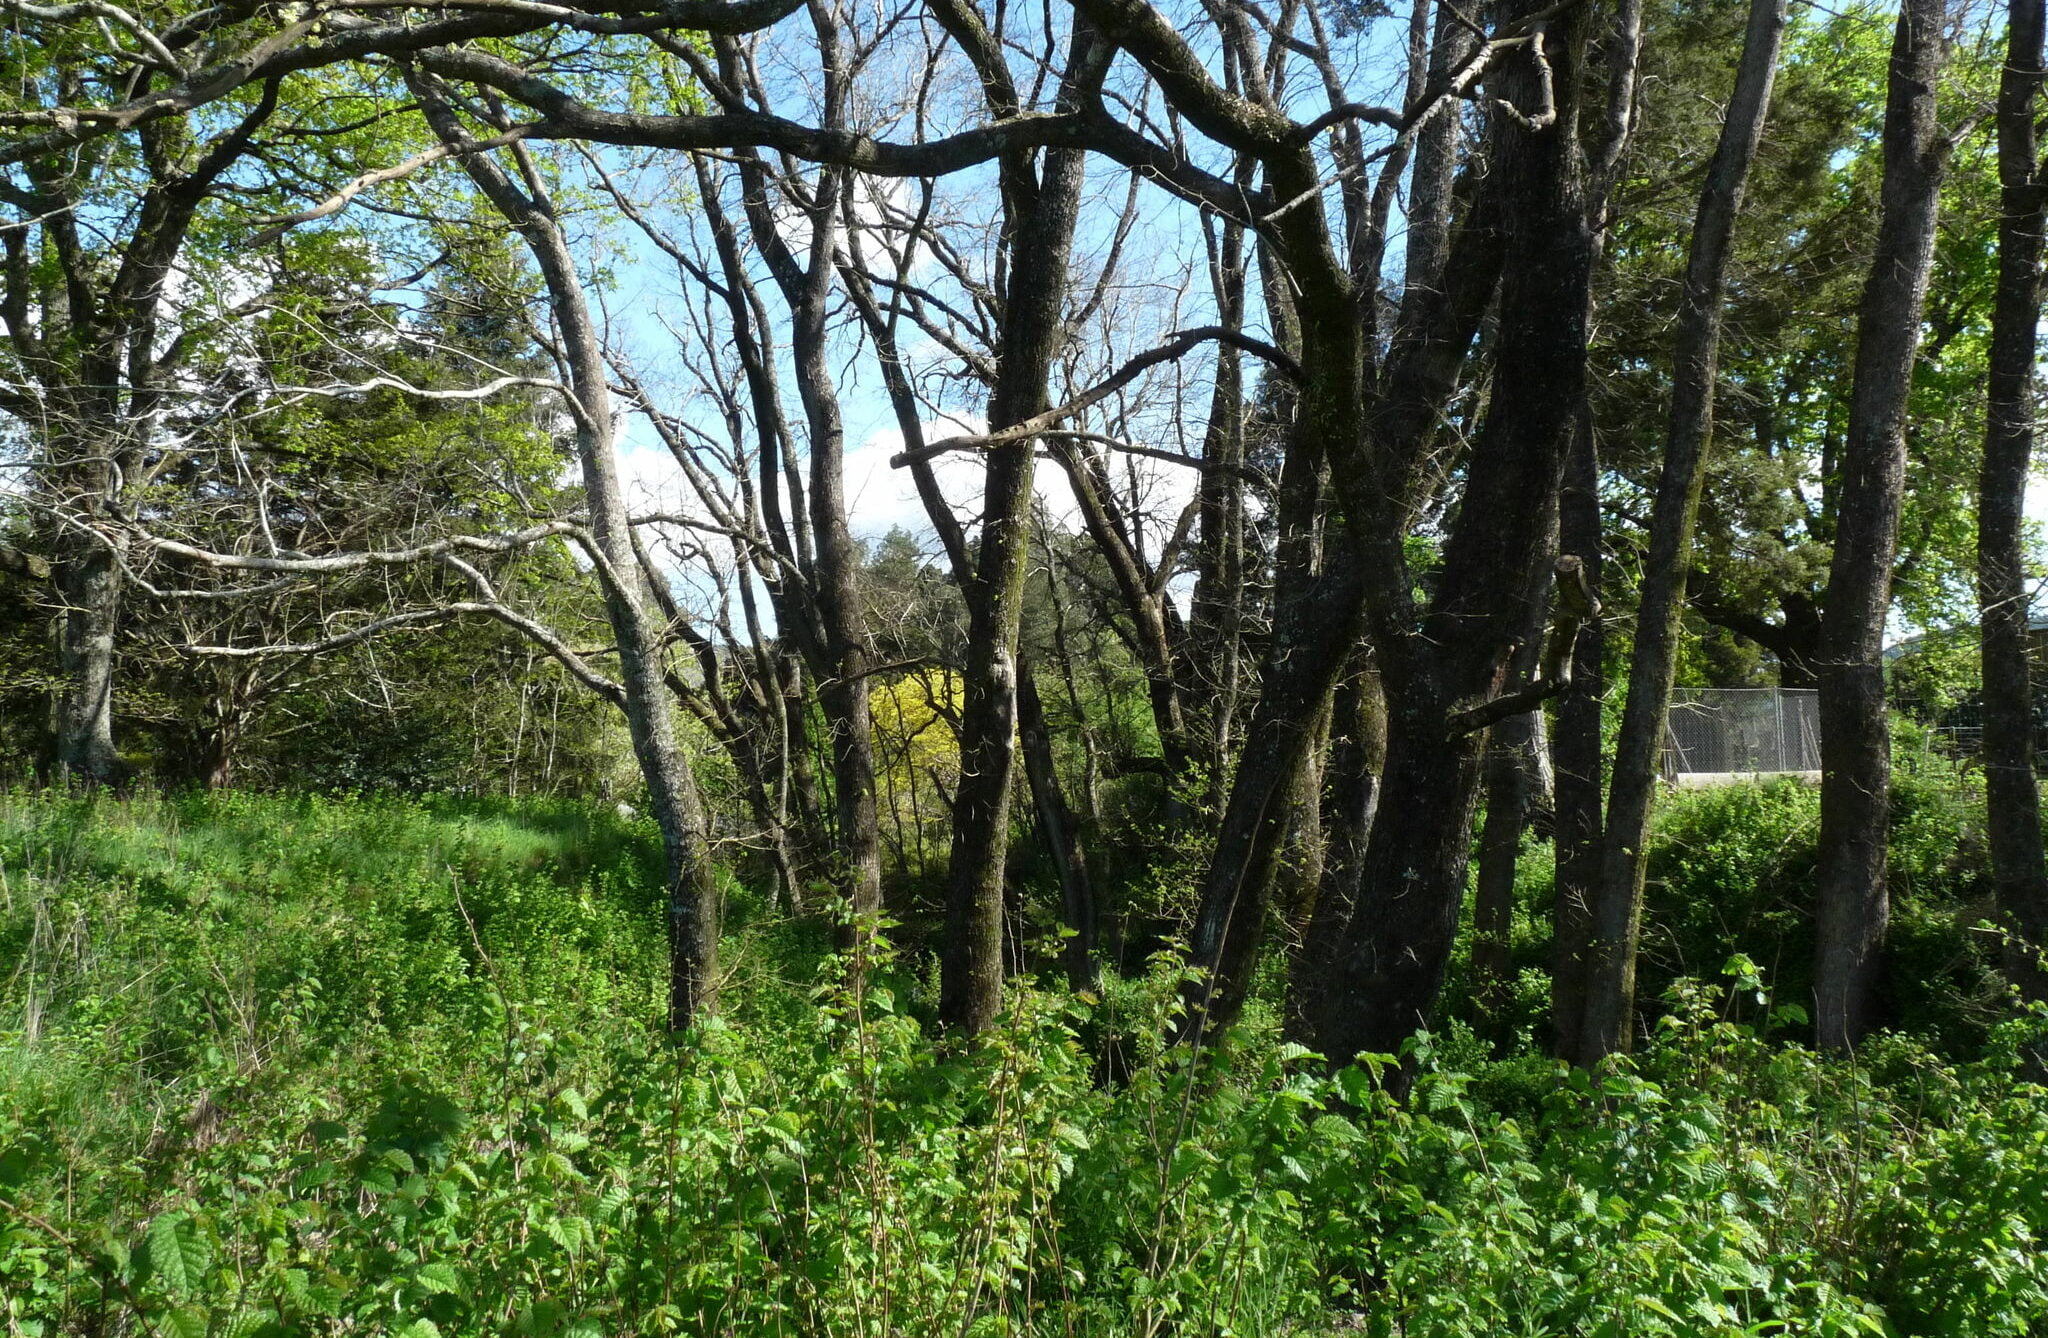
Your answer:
[1447,555,1601,736]
[890,325,1300,468]
[249,125,537,245]
[141,521,586,574]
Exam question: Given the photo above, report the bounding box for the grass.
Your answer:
[2,787,2046,1337]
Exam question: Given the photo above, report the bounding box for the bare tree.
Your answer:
[928,4,1111,1034]
[404,71,725,1027]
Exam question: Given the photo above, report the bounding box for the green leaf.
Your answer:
[164,1307,209,1338]
[1637,1297,1682,1322]
[143,1213,211,1297]
[223,1309,281,1338]
[415,1261,463,1295]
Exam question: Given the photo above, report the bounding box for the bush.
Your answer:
[1628,746,2002,1053]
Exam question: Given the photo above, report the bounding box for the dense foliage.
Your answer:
[4,789,2044,1336]
[7,0,2048,1331]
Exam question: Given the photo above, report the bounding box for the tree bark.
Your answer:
[1550,417,1604,1062]
[936,15,1108,1034]
[51,515,124,785]
[1402,0,1472,303]
[1180,577,1361,1040]
[717,39,886,935]
[785,179,885,937]
[1189,213,1250,803]
[1308,9,1591,1074]
[1301,653,1388,952]
[1275,694,1333,935]
[1579,0,1787,1063]
[1542,0,1641,1067]
[1813,0,1951,1050]
[1977,0,2048,1062]
[1475,557,1554,1046]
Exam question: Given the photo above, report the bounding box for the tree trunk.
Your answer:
[416,77,723,1029]
[1401,0,1471,302]
[1300,654,1387,949]
[1275,695,1332,935]
[1180,547,1365,1042]
[1813,0,1950,1050]
[52,517,123,786]
[795,246,885,940]
[1019,661,1098,990]
[1474,709,1539,1044]
[1551,418,1605,1063]
[937,21,1107,1034]
[201,671,254,791]
[1309,10,1592,1074]
[1475,569,1553,1046]
[731,129,885,940]
[781,657,830,891]
[1978,0,2048,1063]
[1189,215,1249,803]
[1579,0,1787,1062]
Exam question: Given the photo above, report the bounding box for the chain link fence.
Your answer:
[1661,688,1821,783]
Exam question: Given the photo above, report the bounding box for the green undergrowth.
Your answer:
[3,790,2046,1336]
[1467,753,2007,1056]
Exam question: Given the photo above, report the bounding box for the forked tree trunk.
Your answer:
[1307,8,1591,1074]
[1977,0,2048,1064]
[1301,653,1388,952]
[1577,0,1787,1062]
[1813,0,1951,1050]
[1181,545,1364,1042]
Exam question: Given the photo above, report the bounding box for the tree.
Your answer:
[1574,0,1788,1063]
[1303,0,1599,1071]
[1813,0,1955,1050]
[0,27,283,781]
[933,9,1110,1035]
[1976,0,2048,1063]
[402,69,726,1028]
